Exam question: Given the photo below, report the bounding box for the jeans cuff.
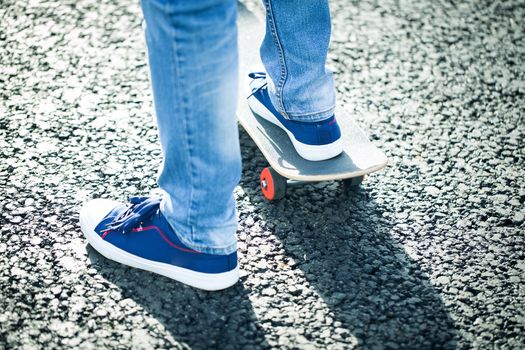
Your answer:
[160,205,238,255]
[285,106,336,122]
[268,87,335,122]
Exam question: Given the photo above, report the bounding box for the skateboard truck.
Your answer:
[259,166,365,201]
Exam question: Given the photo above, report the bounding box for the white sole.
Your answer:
[247,94,343,161]
[80,211,239,291]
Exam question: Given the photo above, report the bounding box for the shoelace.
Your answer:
[247,72,268,99]
[105,195,162,233]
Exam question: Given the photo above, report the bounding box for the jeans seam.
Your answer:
[169,26,197,240]
[265,0,288,118]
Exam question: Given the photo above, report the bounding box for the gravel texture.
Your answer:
[1,0,524,349]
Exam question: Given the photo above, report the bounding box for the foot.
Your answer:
[79,196,239,291]
[247,71,343,161]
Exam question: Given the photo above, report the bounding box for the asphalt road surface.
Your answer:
[0,0,524,349]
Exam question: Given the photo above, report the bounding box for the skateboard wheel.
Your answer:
[343,176,364,191]
[260,167,286,201]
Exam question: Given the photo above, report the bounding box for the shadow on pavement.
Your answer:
[88,248,269,350]
[237,130,460,348]
[86,129,460,349]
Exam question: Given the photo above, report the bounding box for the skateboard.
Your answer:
[237,5,388,201]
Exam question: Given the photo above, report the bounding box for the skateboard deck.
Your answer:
[237,5,388,185]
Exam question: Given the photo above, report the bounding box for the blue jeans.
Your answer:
[140,0,335,254]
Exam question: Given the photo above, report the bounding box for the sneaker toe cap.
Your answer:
[79,199,121,234]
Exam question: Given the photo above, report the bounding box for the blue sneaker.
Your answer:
[247,71,343,161]
[79,196,239,291]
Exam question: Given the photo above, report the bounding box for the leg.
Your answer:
[142,0,241,255]
[260,0,336,122]
[79,0,240,291]
[246,0,342,161]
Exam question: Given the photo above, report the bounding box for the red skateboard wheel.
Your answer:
[260,167,286,201]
